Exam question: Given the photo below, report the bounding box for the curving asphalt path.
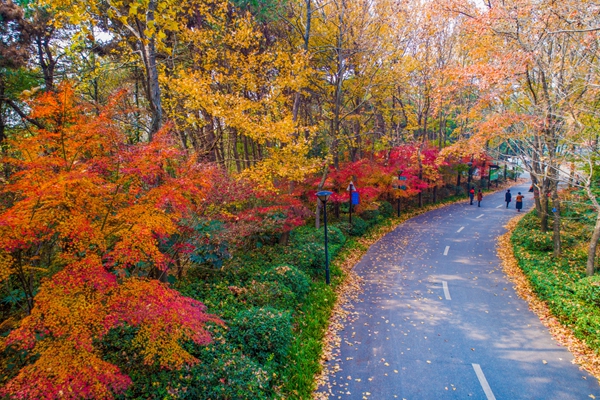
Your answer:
[319,182,600,399]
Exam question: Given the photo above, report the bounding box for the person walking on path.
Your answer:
[515,192,524,212]
[477,189,483,207]
[505,189,512,208]
[469,188,475,205]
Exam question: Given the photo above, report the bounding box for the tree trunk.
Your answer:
[136,0,162,140]
[551,183,561,257]
[242,135,251,168]
[587,213,600,276]
[331,0,345,170]
[279,231,290,245]
[292,0,311,123]
[232,132,242,173]
[35,33,56,91]
[540,194,549,232]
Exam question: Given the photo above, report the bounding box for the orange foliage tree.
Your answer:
[0,85,222,399]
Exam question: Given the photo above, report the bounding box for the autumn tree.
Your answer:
[36,0,210,138]
[440,0,600,258]
[0,85,222,398]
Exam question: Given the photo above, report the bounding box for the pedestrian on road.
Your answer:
[505,189,512,208]
[515,192,524,212]
[469,188,475,205]
[477,189,483,207]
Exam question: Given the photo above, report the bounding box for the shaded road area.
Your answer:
[319,182,600,399]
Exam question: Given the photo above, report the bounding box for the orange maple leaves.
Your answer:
[0,84,222,399]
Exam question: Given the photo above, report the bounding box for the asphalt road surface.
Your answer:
[319,182,600,399]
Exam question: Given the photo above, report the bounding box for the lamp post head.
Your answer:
[467,161,473,167]
[316,190,333,203]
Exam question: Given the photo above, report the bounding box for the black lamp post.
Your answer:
[397,170,403,217]
[316,190,333,284]
[347,182,355,226]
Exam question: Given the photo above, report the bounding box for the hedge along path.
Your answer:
[498,214,600,382]
[312,177,529,399]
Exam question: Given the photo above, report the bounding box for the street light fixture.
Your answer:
[316,190,333,285]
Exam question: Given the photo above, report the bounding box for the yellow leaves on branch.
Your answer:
[242,141,321,190]
[0,250,13,283]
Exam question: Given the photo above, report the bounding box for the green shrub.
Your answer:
[349,216,367,236]
[333,221,352,237]
[378,201,394,218]
[189,345,274,399]
[227,307,292,364]
[119,344,274,399]
[286,225,345,277]
[240,280,297,310]
[262,265,310,301]
[291,224,345,246]
[177,280,243,320]
[573,313,600,350]
[574,276,600,307]
[289,225,316,243]
[187,220,230,269]
[360,208,380,221]
[268,245,318,272]
[298,242,325,273]
[318,225,346,246]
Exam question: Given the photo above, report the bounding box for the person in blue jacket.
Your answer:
[505,189,512,208]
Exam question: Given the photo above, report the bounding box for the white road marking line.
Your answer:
[457,226,464,233]
[496,204,503,208]
[472,364,496,400]
[476,214,484,219]
[443,246,450,256]
[442,281,451,300]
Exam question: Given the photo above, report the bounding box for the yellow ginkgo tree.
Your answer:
[163,5,320,189]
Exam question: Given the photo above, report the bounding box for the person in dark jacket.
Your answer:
[477,189,483,207]
[505,189,512,208]
[515,192,524,212]
[469,188,475,205]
